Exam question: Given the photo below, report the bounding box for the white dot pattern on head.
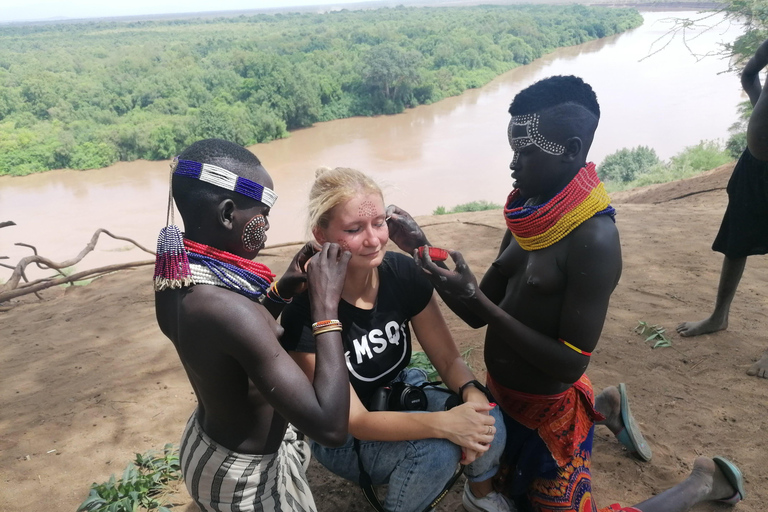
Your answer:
[242,215,267,252]
[508,113,566,165]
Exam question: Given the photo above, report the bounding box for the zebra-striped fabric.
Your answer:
[179,412,317,512]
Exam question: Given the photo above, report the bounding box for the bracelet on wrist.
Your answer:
[312,319,342,336]
[266,281,293,304]
[313,325,343,336]
[458,379,489,403]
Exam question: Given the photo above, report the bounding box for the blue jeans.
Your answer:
[311,368,506,512]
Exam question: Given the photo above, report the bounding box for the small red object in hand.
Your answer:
[418,246,448,262]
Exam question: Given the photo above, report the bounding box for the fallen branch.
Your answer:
[1,228,155,294]
[0,260,154,303]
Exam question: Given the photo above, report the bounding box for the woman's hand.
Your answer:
[276,241,321,299]
[414,248,479,300]
[434,402,496,453]
[385,205,430,254]
[307,243,351,319]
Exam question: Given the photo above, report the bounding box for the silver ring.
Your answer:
[487,426,493,436]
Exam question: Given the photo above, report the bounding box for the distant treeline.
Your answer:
[0,5,642,176]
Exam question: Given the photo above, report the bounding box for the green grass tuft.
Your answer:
[77,444,181,512]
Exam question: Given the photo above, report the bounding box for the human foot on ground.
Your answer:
[676,315,727,337]
[747,349,768,378]
[690,456,745,504]
[594,384,652,461]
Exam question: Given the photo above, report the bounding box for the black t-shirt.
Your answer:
[280,251,434,406]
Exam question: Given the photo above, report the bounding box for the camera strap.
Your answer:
[353,437,464,512]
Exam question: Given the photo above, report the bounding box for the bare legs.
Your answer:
[676,255,768,378]
[630,457,737,512]
[676,256,746,337]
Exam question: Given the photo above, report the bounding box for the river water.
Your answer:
[0,11,748,279]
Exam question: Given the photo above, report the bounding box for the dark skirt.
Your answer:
[712,148,768,259]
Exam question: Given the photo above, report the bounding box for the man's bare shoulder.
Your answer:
[179,286,277,346]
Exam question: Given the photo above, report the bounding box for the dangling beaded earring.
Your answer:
[154,157,193,291]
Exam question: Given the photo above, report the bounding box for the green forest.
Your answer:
[0,5,642,176]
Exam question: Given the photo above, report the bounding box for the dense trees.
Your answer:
[0,5,642,175]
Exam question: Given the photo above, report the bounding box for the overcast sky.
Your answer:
[1,0,383,23]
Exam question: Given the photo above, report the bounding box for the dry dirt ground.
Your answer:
[2,163,766,512]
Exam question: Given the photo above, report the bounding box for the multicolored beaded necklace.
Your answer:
[504,163,615,251]
[184,239,274,301]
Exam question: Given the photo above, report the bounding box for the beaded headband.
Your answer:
[508,113,566,167]
[172,157,278,208]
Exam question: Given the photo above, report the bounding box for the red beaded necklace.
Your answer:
[504,163,615,250]
[183,239,275,283]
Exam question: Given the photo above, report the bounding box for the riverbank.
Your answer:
[2,164,765,512]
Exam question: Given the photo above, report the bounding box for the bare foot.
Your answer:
[594,386,622,434]
[676,316,727,337]
[747,349,768,378]
[691,457,737,502]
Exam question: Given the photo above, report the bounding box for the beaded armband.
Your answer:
[559,338,591,356]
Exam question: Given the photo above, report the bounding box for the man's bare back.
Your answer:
[153,139,351,511]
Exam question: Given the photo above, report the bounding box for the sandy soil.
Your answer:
[2,163,766,512]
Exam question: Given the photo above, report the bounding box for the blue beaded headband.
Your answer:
[172,157,278,208]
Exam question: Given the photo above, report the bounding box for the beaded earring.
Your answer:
[154,158,193,291]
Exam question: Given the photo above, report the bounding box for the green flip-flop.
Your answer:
[713,456,746,505]
[614,383,652,462]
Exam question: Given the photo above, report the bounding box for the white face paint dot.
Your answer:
[243,215,267,252]
[508,113,566,156]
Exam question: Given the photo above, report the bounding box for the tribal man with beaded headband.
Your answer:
[154,138,352,512]
[385,76,745,512]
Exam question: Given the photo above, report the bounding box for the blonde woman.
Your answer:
[280,168,511,512]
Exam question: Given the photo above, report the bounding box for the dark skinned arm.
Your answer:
[386,204,497,327]
[216,243,352,446]
[744,39,768,161]
[418,220,621,385]
[262,242,319,319]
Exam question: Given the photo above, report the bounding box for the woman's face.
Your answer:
[316,192,388,270]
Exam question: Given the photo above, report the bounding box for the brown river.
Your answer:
[0,11,747,279]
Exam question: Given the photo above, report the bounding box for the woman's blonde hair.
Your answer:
[308,167,383,232]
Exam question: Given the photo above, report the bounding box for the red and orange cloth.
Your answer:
[504,163,615,251]
[488,373,641,512]
[487,373,604,468]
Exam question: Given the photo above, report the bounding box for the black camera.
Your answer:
[369,381,428,412]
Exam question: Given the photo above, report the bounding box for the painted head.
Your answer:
[308,167,387,270]
[508,75,600,200]
[171,139,273,258]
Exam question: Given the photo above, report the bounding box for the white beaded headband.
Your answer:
[172,157,278,208]
[508,113,566,165]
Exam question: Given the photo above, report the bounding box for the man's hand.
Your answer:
[386,205,429,254]
[415,247,479,300]
[276,241,321,299]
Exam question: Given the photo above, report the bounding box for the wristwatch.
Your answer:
[458,379,490,402]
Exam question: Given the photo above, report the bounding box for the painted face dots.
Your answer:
[242,214,267,252]
[358,200,379,218]
[508,113,566,162]
[336,239,351,252]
